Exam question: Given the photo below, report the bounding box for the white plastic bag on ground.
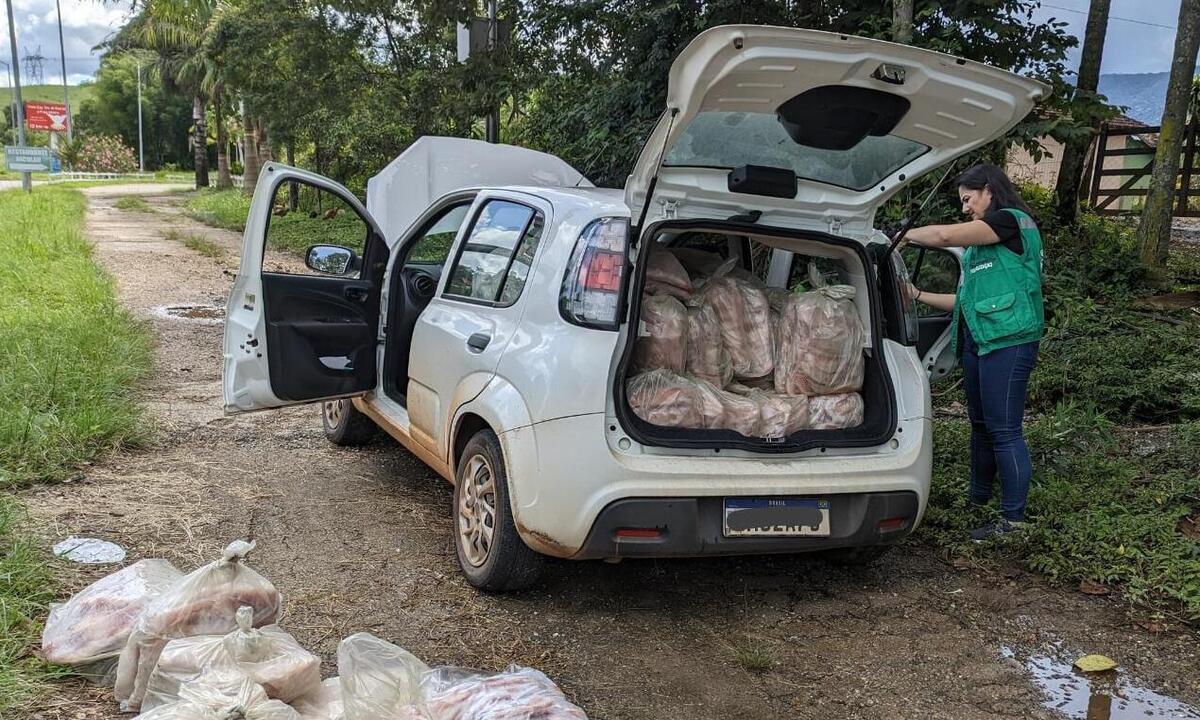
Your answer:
[293,677,345,720]
[684,299,732,388]
[808,393,865,430]
[632,295,687,374]
[421,665,587,720]
[338,632,430,720]
[135,675,300,720]
[41,559,182,668]
[115,540,282,712]
[774,267,865,396]
[142,606,320,710]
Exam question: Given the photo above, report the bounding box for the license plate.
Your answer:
[723,497,831,537]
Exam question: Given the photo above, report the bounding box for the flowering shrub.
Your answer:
[69,134,137,173]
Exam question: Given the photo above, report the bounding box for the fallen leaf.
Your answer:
[1074,654,1118,673]
[952,556,973,570]
[1134,619,1168,633]
[1079,579,1111,596]
[1179,517,1200,541]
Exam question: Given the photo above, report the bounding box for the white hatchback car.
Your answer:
[224,26,1046,590]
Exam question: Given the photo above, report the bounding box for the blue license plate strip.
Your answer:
[723,497,831,537]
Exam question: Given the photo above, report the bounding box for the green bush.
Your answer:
[924,409,1200,619]
[65,134,138,174]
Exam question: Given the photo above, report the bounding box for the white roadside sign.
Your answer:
[4,146,57,172]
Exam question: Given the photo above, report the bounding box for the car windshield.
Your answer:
[662,111,929,192]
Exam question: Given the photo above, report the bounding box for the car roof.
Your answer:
[493,185,630,217]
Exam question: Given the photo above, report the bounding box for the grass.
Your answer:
[0,187,154,487]
[732,639,775,675]
[185,187,367,256]
[0,184,150,709]
[164,229,224,258]
[0,497,60,713]
[114,196,153,213]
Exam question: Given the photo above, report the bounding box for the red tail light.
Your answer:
[877,517,909,533]
[561,217,629,329]
[614,528,662,539]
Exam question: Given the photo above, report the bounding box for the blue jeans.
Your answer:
[960,329,1039,522]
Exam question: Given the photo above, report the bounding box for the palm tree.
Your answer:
[125,0,234,190]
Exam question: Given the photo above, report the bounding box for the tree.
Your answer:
[892,0,913,44]
[1053,0,1110,226]
[1137,0,1200,268]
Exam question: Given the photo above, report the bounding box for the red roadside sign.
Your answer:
[25,102,71,132]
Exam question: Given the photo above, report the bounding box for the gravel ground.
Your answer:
[18,185,1200,720]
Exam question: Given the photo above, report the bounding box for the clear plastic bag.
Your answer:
[632,295,687,374]
[645,243,692,297]
[115,541,282,712]
[338,632,430,720]
[421,665,587,720]
[684,299,732,388]
[693,266,773,380]
[142,606,320,710]
[627,369,723,430]
[41,558,182,667]
[728,384,810,439]
[135,675,300,720]
[774,267,865,396]
[668,246,726,278]
[293,677,345,720]
[808,393,865,430]
[222,607,321,702]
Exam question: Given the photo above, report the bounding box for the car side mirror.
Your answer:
[305,245,358,275]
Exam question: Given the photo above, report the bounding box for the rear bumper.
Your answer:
[572,491,919,560]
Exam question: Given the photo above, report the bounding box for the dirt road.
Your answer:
[21,185,1200,719]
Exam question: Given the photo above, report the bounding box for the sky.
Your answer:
[0,0,1189,87]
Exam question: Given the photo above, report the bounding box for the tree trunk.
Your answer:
[257,118,273,167]
[892,0,914,44]
[241,101,261,197]
[1053,0,1111,225]
[193,94,210,188]
[214,89,233,190]
[286,140,298,212]
[1137,0,1200,268]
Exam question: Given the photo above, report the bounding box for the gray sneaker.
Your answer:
[969,519,1026,542]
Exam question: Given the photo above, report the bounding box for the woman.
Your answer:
[904,163,1044,541]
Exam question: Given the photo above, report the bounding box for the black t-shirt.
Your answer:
[982,209,1023,255]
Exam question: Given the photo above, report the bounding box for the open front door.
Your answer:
[902,244,962,383]
[224,164,390,413]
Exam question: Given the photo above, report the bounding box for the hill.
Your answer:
[1097,72,1169,126]
[0,84,94,119]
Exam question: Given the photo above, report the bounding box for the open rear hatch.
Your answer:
[613,26,1046,453]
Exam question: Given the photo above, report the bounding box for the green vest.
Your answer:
[950,208,1044,357]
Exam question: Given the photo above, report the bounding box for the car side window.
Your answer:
[444,200,544,304]
[264,179,370,276]
[406,203,472,264]
[902,246,960,317]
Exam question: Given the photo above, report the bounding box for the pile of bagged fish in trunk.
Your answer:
[40,541,587,719]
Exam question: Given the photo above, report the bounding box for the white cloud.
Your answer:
[1,0,130,84]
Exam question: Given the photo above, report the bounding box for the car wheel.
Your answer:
[321,398,378,446]
[823,545,894,566]
[453,429,543,591]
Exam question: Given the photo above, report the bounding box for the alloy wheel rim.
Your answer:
[458,453,497,567]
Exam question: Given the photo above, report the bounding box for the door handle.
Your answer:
[467,333,491,352]
[343,284,369,303]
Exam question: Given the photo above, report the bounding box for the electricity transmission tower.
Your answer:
[22,45,45,84]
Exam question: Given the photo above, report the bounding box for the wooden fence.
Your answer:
[1088,119,1200,217]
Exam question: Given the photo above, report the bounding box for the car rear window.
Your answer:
[663,111,928,191]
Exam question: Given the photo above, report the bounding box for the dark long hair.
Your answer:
[954,163,1036,220]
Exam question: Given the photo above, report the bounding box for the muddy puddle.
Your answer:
[1003,647,1200,719]
[154,304,226,323]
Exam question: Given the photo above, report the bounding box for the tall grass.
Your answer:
[0,187,153,486]
[184,188,251,232]
[0,497,60,712]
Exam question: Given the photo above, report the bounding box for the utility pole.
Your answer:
[0,59,14,138]
[55,0,70,141]
[136,59,144,172]
[5,0,30,192]
[485,0,499,144]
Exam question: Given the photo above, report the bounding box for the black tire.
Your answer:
[453,429,543,591]
[823,545,894,566]
[321,398,378,446]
